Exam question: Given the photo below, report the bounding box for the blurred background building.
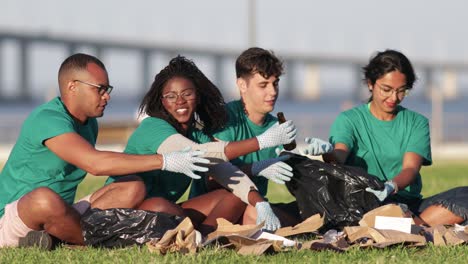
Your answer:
[1,0,467,159]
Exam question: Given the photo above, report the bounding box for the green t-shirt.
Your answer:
[200,100,278,196]
[0,97,98,217]
[105,117,211,202]
[329,103,432,201]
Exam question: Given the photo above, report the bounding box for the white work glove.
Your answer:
[302,137,333,156]
[251,155,293,184]
[256,120,297,150]
[255,201,281,232]
[365,181,397,202]
[161,147,210,179]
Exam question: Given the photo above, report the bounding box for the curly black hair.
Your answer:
[139,55,228,135]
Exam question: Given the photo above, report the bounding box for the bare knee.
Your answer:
[117,180,146,203]
[419,204,465,226]
[18,187,70,229]
[213,188,243,203]
[208,189,245,207]
[139,197,184,216]
[212,189,230,195]
[112,175,146,199]
[21,187,66,216]
[92,178,146,209]
[205,189,248,223]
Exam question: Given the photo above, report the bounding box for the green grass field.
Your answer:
[74,160,468,203]
[1,161,468,263]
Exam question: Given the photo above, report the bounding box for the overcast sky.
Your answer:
[2,0,468,60]
[1,0,468,98]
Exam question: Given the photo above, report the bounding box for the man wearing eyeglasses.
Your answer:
[0,53,210,249]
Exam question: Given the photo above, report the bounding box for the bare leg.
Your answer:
[18,187,84,245]
[242,205,257,225]
[182,189,246,235]
[90,175,146,209]
[419,204,464,226]
[138,197,185,217]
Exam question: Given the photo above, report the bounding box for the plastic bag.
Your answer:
[283,153,384,229]
[81,208,182,248]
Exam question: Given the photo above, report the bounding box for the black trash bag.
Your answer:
[81,208,182,248]
[283,153,385,229]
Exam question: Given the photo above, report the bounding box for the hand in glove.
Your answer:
[251,155,293,184]
[365,181,397,202]
[302,137,333,156]
[255,201,281,232]
[161,146,210,179]
[256,120,297,150]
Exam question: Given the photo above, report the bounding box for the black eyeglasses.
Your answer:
[73,80,113,96]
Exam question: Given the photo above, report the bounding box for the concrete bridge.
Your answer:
[1,30,468,145]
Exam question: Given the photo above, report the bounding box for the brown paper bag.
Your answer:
[275,214,324,237]
[147,217,199,255]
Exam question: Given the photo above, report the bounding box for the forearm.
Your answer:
[84,151,163,176]
[224,138,259,160]
[391,167,419,190]
[322,143,349,164]
[247,190,265,207]
[391,152,424,191]
[322,150,347,164]
[322,152,338,163]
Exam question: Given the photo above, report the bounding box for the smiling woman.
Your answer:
[323,49,468,227]
[100,55,297,234]
[161,77,198,131]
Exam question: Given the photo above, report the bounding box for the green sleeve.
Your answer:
[329,112,355,150]
[124,118,179,155]
[406,116,432,165]
[31,109,76,145]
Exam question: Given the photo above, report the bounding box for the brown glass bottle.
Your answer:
[276,112,297,151]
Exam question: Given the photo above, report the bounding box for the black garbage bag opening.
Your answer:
[283,153,384,229]
[81,208,183,248]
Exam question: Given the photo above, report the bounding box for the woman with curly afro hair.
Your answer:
[103,56,297,234]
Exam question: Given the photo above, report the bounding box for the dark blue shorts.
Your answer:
[387,186,468,225]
